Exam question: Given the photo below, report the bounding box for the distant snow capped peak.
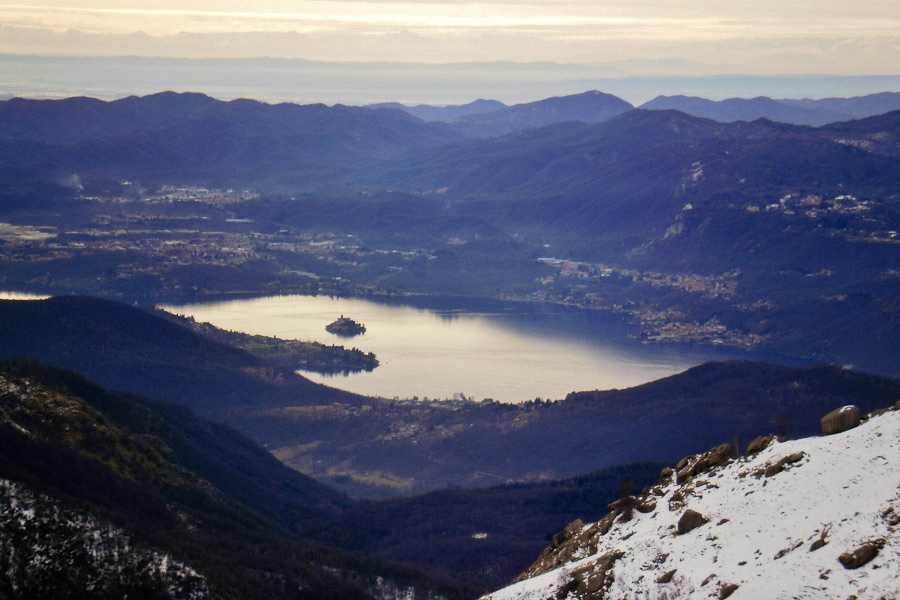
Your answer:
[485,407,900,600]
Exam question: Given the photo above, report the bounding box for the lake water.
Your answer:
[161,294,766,403]
[0,292,50,300]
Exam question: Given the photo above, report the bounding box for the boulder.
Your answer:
[821,405,861,435]
[657,569,677,584]
[719,583,740,599]
[659,467,675,484]
[636,498,657,514]
[607,496,636,514]
[597,512,617,535]
[677,509,709,535]
[696,443,735,472]
[838,539,885,569]
[745,434,774,454]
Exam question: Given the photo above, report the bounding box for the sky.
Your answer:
[2,1,900,75]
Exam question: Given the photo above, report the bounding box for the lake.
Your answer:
[161,294,770,403]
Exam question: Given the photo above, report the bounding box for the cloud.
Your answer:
[3,1,897,37]
[0,1,898,75]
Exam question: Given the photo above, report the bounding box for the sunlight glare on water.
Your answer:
[161,294,755,403]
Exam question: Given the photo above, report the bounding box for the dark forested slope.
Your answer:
[0,296,365,415]
[0,359,460,600]
[0,91,462,193]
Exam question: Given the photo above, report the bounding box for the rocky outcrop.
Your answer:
[675,443,735,484]
[838,539,885,569]
[745,434,774,454]
[515,520,588,582]
[821,405,861,435]
[551,519,585,549]
[558,551,624,600]
[515,492,663,582]
[749,450,807,478]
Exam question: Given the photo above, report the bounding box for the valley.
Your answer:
[3,296,898,501]
[2,93,899,378]
[3,170,900,378]
[1,88,899,599]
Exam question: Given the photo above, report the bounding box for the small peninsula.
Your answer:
[326,315,366,337]
[158,310,378,373]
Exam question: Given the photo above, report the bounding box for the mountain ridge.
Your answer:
[366,98,508,122]
[0,477,212,599]
[451,90,634,137]
[0,91,464,192]
[640,92,900,126]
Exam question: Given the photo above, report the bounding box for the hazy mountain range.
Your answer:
[4,54,900,107]
[2,89,898,194]
[1,90,899,377]
[640,92,900,126]
[420,90,633,137]
[1,87,900,598]
[372,90,900,128]
[367,98,507,122]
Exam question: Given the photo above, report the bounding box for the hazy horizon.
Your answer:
[2,1,898,73]
[3,54,900,107]
[1,1,898,105]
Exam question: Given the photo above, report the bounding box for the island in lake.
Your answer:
[326,315,366,337]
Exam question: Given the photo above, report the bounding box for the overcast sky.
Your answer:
[1,1,899,75]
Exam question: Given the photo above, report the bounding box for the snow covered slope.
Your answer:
[0,479,210,598]
[485,407,900,600]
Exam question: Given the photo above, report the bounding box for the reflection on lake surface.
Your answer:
[161,294,765,403]
[0,292,50,300]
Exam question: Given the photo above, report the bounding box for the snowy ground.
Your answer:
[485,409,900,599]
[0,479,209,598]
